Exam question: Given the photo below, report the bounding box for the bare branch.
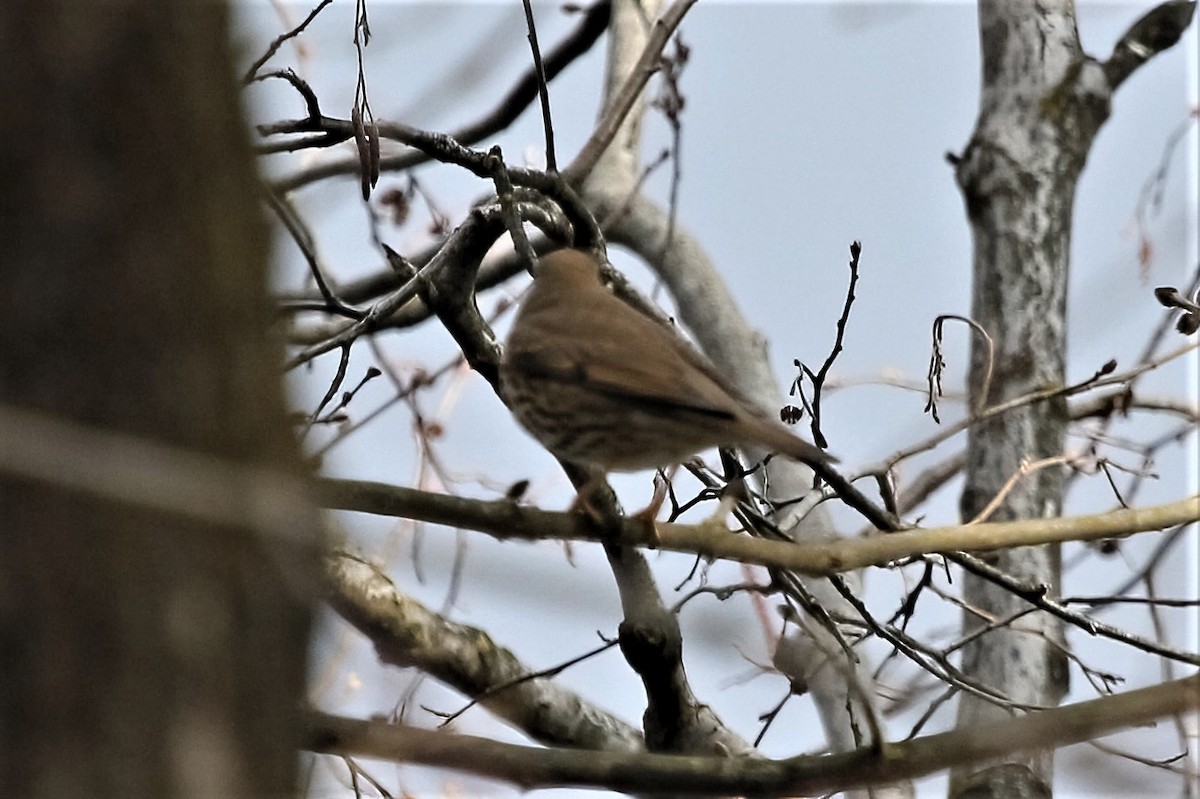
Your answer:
[319,477,1199,578]
[304,674,1200,795]
[325,552,642,751]
[562,0,699,183]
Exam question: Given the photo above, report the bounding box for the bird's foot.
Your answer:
[628,471,670,546]
[569,474,627,538]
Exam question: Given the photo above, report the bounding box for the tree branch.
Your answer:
[1103,0,1197,89]
[304,673,1200,795]
[325,551,642,751]
[319,478,1199,577]
[268,1,612,193]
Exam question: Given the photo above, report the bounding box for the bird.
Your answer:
[499,248,835,511]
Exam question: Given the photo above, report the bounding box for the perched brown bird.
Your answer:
[500,248,835,490]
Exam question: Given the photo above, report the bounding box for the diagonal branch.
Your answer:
[325,551,642,751]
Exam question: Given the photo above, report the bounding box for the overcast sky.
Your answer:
[241,3,1197,796]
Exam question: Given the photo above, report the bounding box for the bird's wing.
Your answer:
[509,302,742,423]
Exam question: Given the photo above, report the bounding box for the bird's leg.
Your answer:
[568,469,630,540]
[565,466,670,547]
[628,466,677,545]
[568,472,607,518]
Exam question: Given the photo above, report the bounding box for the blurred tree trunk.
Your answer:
[0,1,317,797]
[950,1,1194,796]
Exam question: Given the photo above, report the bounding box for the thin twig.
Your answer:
[243,0,335,83]
[267,1,611,193]
[264,189,363,320]
[966,455,1071,525]
[925,314,994,422]
[795,241,862,448]
[521,0,557,172]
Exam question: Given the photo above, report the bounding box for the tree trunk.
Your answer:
[951,5,1195,797]
[0,1,318,796]
[951,3,1101,796]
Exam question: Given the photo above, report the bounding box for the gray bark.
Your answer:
[950,2,1194,796]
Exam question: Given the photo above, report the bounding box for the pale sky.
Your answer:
[241,3,1198,796]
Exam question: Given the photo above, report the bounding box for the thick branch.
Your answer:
[563,0,697,183]
[304,673,1200,796]
[325,552,642,752]
[1103,1,1196,89]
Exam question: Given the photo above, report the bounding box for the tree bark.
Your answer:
[949,1,1195,795]
[0,1,318,796]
